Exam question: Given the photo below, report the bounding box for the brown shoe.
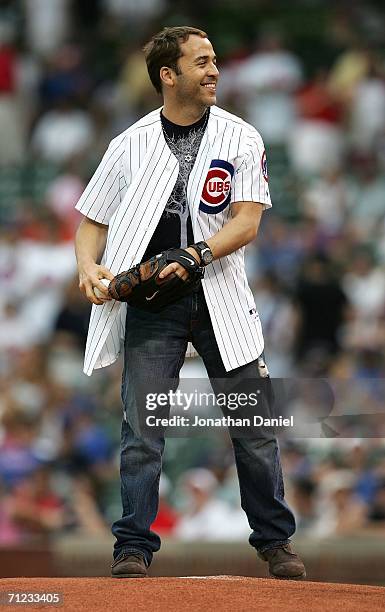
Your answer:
[111,552,148,578]
[258,544,306,580]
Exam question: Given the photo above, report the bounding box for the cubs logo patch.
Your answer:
[261,150,268,182]
[200,159,234,214]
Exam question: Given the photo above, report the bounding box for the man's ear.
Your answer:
[160,66,175,89]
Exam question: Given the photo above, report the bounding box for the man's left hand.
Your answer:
[158,246,200,281]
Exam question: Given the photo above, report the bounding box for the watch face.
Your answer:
[201,248,213,265]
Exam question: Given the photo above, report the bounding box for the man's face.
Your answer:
[172,35,219,107]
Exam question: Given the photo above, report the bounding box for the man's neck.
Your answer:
[162,101,209,126]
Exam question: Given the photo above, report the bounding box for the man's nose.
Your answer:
[208,62,219,77]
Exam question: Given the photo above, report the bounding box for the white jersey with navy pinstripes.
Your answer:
[75,105,272,375]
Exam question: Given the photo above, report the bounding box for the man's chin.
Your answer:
[202,94,216,107]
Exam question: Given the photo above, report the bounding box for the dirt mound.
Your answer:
[1,576,384,611]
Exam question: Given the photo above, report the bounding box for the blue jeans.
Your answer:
[111,285,296,565]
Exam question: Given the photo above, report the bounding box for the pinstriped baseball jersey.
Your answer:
[75,105,272,375]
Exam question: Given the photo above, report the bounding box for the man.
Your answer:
[74,26,305,580]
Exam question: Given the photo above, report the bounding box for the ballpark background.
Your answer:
[0,0,385,588]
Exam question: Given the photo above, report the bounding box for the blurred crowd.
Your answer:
[1,0,385,545]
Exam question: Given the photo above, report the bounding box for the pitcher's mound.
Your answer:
[1,576,384,611]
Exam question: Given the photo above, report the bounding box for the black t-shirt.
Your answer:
[141,109,209,262]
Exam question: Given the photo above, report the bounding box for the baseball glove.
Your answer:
[108,248,204,312]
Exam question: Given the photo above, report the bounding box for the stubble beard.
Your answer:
[177,88,208,115]
[174,75,215,119]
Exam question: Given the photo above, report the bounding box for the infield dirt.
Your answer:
[1,576,385,611]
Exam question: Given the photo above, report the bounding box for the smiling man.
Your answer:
[74,26,306,581]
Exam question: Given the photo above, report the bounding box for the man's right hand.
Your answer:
[78,263,115,305]
[75,216,113,304]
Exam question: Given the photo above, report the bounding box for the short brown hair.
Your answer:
[143,26,207,94]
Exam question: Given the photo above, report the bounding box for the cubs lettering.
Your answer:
[207,176,230,194]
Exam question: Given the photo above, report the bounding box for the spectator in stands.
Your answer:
[293,253,348,369]
[24,0,70,56]
[0,22,26,163]
[289,68,345,175]
[224,27,303,145]
[290,477,318,533]
[349,55,385,152]
[328,42,371,107]
[367,479,385,527]
[103,0,165,22]
[257,217,304,286]
[174,468,249,541]
[342,248,385,351]
[8,345,49,416]
[347,154,385,238]
[151,474,179,537]
[301,167,353,235]
[54,276,91,350]
[38,44,92,110]
[64,473,110,536]
[0,300,37,353]
[115,45,159,123]
[45,159,85,240]
[252,272,297,376]
[296,68,343,126]
[60,394,115,482]
[313,470,367,536]
[7,464,71,541]
[31,98,95,164]
[0,406,41,489]
[12,210,77,342]
[0,477,22,544]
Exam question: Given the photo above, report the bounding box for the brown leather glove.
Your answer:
[108,248,204,312]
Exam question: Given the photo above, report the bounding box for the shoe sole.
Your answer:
[269,571,306,581]
[111,573,148,578]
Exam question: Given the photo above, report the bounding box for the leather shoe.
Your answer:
[111,552,148,578]
[258,544,306,580]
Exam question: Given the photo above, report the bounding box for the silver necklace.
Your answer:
[161,110,209,163]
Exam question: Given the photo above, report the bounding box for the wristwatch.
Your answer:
[190,241,214,266]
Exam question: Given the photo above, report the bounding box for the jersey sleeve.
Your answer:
[75,134,127,224]
[230,129,272,209]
